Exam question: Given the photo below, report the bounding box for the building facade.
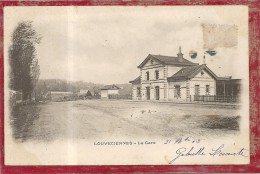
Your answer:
[130,48,218,102]
[101,84,120,99]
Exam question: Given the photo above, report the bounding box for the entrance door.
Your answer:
[155,86,160,100]
[146,87,150,100]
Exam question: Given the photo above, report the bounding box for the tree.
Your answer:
[31,59,40,100]
[9,21,41,101]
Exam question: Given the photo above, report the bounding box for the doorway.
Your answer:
[146,87,150,100]
[155,86,160,100]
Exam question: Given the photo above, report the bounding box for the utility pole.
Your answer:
[204,50,217,65]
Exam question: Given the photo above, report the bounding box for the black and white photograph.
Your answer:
[4,6,249,165]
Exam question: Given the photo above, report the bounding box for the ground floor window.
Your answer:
[137,87,141,97]
[174,85,181,98]
[195,85,200,95]
[205,85,210,95]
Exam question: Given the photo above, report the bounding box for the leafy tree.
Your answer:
[31,59,40,100]
[9,21,41,100]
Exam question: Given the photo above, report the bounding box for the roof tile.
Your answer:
[137,54,198,68]
[167,64,218,82]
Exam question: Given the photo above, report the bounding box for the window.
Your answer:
[137,87,141,97]
[155,70,159,80]
[195,85,200,95]
[146,71,150,81]
[174,85,181,98]
[205,85,210,95]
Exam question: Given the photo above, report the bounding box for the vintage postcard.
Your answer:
[4,6,249,165]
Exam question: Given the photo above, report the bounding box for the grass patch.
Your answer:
[201,116,240,131]
[183,115,192,119]
[206,114,221,119]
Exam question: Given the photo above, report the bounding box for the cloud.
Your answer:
[5,6,247,84]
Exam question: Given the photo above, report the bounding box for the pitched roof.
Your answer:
[167,64,218,82]
[101,84,120,90]
[129,76,141,84]
[137,54,198,68]
[217,76,232,81]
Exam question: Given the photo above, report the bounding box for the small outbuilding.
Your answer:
[100,84,120,99]
[216,78,241,102]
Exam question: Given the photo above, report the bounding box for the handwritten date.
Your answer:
[164,137,201,145]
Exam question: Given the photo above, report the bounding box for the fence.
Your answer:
[193,95,239,103]
[108,94,132,100]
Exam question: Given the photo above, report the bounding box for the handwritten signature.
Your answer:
[169,144,248,164]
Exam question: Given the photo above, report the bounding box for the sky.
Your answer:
[4,6,248,84]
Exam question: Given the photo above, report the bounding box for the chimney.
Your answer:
[177,46,183,62]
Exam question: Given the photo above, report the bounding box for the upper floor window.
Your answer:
[155,70,159,80]
[146,71,150,81]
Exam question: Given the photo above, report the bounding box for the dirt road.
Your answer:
[10,100,240,142]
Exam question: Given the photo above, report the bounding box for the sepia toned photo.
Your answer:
[4,6,249,165]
